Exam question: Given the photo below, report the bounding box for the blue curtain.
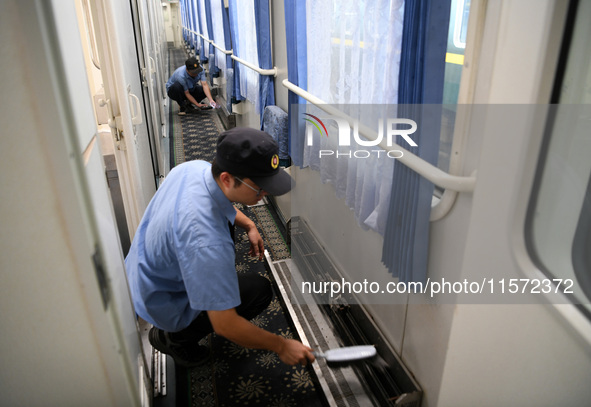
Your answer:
[195,0,208,63]
[188,0,195,50]
[220,1,233,78]
[254,0,275,128]
[180,1,189,46]
[184,0,198,52]
[381,0,451,284]
[203,0,219,79]
[227,0,244,103]
[179,1,186,41]
[284,0,307,165]
[218,0,234,109]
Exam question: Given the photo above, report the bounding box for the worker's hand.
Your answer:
[246,225,264,260]
[277,339,315,366]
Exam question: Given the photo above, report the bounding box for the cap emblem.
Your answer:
[271,154,279,169]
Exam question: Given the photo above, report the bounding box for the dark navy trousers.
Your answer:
[167,82,206,106]
[168,273,273,343]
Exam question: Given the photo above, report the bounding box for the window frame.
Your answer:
[524,0,591,321]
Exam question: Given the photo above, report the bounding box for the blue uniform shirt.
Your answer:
[125,161,240,332]
[165,65,206,93]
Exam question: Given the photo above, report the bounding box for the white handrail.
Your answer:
[281,79,477,193]
[196,33,233,55]
[210,41,233,55]
[185,28,233,55]
[230,55,277,77]
[184,28,277,76]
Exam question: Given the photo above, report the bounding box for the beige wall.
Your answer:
[0,1,143,405]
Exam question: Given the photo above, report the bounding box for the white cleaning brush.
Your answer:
[313,345,377,363]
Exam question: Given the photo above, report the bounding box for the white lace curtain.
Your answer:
[198,0,210,60]
[304,0,405,234]
[231,0,260,111]
[209,0,227,73]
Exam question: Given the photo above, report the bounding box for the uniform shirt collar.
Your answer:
[203,167,236,225]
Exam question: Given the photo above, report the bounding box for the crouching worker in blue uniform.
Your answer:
[125,127,314,367]
[166,56,217,115]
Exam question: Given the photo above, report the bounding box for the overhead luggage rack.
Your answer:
[264,217,423,407]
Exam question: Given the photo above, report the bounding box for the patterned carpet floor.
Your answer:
[185,204,325,407]
[167,47,326,407]
[168,48,220,168]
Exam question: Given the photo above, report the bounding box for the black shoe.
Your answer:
[148,327,211,367]
[178,105,187,116]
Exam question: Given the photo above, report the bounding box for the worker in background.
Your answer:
[125,127,314,368]
[166,56,218,115]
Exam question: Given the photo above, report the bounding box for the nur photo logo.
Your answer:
[302,113,418,159]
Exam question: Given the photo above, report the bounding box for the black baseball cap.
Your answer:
[185,57,202,73]
[216,127,294,196]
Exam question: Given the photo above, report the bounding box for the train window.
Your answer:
[526,0,591,316]
[453,0,470,49]
[229,0,260,106]
[310,1,404,104]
